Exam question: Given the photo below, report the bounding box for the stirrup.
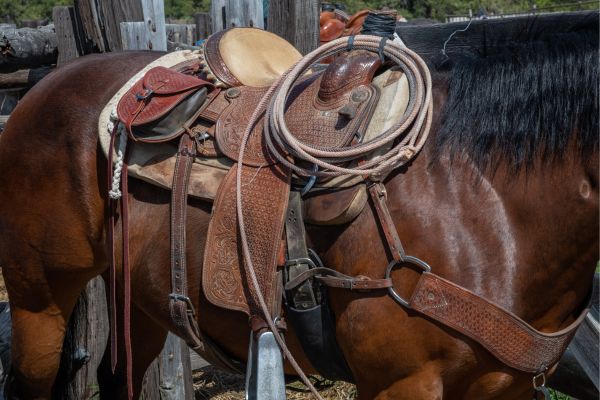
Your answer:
[245,330,286,400]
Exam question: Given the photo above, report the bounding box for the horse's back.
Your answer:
[2,51,161,148]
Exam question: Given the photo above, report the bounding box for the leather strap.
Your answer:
[408,272,589,373]
[285,267,392,291]
[368,182,404,262]
[285,191,318,310]
[106,126,118,373]
[169,134,205,352]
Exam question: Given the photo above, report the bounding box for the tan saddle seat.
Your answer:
[200,28,302,88]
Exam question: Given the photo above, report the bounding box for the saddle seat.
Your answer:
[200,28,302,88]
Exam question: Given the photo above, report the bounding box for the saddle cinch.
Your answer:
[107,27,409,378]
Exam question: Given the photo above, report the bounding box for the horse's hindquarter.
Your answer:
[0,52,162,276]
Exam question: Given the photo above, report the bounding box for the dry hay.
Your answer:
[0,271,7,302]
[193,366,357,400]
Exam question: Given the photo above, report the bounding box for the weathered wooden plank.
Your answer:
[120,22,148,51]
[53,6,82,66]
[140,358,161,400]
[75,0,143,52]
[166,24,196,45]
[568,274,599,388]
[0,66,53,88]
[549,346,598,400]
[0,25,58,71]
[74,0,107,52]
[141,0,167,51]
[158,334,194,400]
[0,88,26,115]
[194,12,211,41]
[59,277,109,399]
[267,0,320,55]
[210,0,264,33]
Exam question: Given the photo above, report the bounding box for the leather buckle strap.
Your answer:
[285,267,392,291]
[368,181,405,262]
[285,191,318,310]
[169,133,205,352]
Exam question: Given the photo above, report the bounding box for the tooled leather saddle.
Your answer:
[110,28,388,378]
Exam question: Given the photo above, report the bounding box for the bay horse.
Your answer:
[0,12,597,400]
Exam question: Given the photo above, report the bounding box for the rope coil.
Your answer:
[263,35,432,181]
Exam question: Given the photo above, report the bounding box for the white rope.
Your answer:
[108,121,128,200]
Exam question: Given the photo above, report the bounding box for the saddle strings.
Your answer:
[236,35,432,400]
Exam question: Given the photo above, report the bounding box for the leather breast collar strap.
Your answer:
[294,180,591,381]
[367,181,591,376]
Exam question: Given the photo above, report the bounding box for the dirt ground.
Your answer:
[193,367,356,400]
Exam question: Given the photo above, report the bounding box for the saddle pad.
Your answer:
[98,55,408,205]
[203,163,291,315]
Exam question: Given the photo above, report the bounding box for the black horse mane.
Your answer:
[397,11,599,171]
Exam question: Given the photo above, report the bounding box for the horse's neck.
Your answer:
[381,145,598,328]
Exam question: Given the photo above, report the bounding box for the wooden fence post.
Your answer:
[194,12,211,41]
[59,277,109,399]
[141,0,167,51]
[74,0,143,51]
[267,0,320,54]
[210,0,264,33]
[53,6,87,65]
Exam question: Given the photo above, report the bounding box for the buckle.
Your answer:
[532,372,546,389]
[170,293,194,308]
[285,257,317,269]
[135,87,154,101]
[385,256,431,308]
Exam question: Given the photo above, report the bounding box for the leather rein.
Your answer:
[235,35,591,399]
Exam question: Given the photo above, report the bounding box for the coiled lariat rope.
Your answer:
[236,35,432,399]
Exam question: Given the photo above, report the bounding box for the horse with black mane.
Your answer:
[0,11,597,400]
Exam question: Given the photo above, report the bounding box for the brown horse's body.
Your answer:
[0,14,598,400]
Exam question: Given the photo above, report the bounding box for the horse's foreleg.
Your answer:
[98,299,168,400]
[365,364,443,400]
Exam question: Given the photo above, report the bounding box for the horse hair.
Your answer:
[428,12,599,172]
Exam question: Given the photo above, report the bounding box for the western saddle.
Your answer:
[108,26,402,380]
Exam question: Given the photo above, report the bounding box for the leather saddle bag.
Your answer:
[117,66,214,143]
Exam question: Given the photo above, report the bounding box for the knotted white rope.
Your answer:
[108,110,128,199]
